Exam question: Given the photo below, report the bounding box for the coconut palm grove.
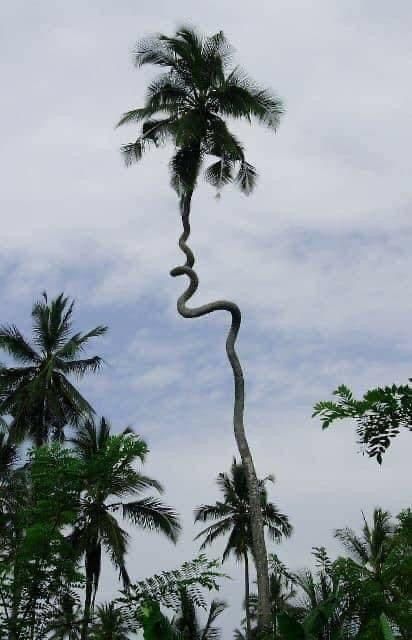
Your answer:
[0,21,411,640]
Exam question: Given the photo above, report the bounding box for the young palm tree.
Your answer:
[235,555,297,640]
[293,548,345,640]
[89,602,133,640]
[335,508,395,578]
[194,459,292,639]
[47,593,82,640]
[118,26,284,636]
[334,508,402,638]
[172,588,227,640]
[70,417,181,640]
[0,292,107,446]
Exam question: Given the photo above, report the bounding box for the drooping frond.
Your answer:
[236,161,257,195]
[194,518,234,550]
[201,599,227,640]
[0,326,40,364]
[204,158,235,189]
[194,502,232,523]
[55,356,104,378]
[122,497,181,543]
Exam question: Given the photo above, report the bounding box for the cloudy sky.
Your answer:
[1,0,411,634]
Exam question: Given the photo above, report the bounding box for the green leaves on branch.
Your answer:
[313,383,412,463]
[123,554,228,612]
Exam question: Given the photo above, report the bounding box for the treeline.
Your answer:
[0,293,410,639]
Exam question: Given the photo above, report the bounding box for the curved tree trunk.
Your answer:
[244,551,251,640]
[171,214,272,638]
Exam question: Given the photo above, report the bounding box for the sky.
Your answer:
[1,0,411,634]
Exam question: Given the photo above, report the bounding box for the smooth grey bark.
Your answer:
[171,213,272,638]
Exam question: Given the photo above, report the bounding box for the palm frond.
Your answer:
[0,326,40,364]
[55,356,104,378]
[204,158,234,189]
[122,497,181,543]
[201,599,227,640]
[194,502,232,523]
[213,67,284,128]
[194,518,234,550]
[335,527,370,565]
[235,161,257,195]
[133,36,179,69]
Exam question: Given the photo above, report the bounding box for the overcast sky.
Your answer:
[1,0,411,635]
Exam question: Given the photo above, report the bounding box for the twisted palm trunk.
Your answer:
[171,213,272,638]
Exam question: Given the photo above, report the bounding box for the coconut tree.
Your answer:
[194,459,292,639]
[118,26,284,637]
[0,292,107,446]
[70,417,181,640]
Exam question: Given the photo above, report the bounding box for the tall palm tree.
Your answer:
[0,292,107,446]
[117,26,283,219]
[194,459,292,639]
[172,588,227,640]
[118,27,284,635]
[70,417,181,640]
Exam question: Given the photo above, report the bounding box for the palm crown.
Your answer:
[0,292,107,445]
[117,26,283,216]
[194,458,292,560]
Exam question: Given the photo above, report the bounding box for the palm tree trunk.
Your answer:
[81,556,94,640]
[244,551,252,640]
[81,578,92,640]
[171,218,272,639]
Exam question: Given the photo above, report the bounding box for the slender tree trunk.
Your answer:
[244,551,251,640]
[171,214,272,639]
[81,578,93,640]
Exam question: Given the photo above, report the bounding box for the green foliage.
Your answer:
[0,445,84,639]
[123,554,227,612]
[379,614,395,640]
[313,383,412,463]
[137,600,180,640]
[89,602,136,639]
